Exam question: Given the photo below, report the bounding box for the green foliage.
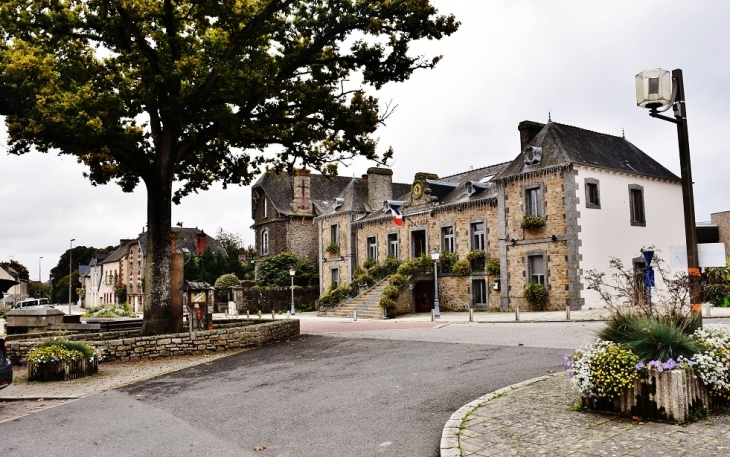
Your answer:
[114,284,128,304]
[412,255,434,275]
[325,242,340,254]
[255,252,318,287]
[316,286,352,309]
[439,251,457,273]
[49,245,115,303]
[83,303,137,318]
[8,259,29,280]
[389,274,407,288]
[486,258,500,277]
[466,250,486,272]
[396,262,414,277]
[382,285,399,300]
[597,311,700,362]
[358,274,375,288]
[383,256,401,275]
[706,284,730,307]
[367,263,387,281]
[521,215,546,230]
[379,297,397,312]
[184,248,249,286]
[588,344,640,399]
[0,1,458,332]
[214,273,241,301]
[214,228,256,280]
[452,260,471,276]
[36,338,96,360]
[523,283,548,310]
[363,258,377,270]
[353,266,365,278]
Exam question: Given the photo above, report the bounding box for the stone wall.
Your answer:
[319,213,352,292]
[230,286,320,313]
[6,319,299,365]
[285,218,320,267]
[501,169,571,311]
[711,210,730,256]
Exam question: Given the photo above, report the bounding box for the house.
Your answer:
[307,120,686,311]
[710,211,730,255]
[250,168,409,266]
[80,227,227,312]
[0,263,24,304]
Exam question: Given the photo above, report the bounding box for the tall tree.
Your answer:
[0,1,458,334]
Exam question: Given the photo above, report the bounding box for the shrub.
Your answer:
[255,252,318,287]
[486,258,500,277]
[439,251,456,273]
[521,214,546,230]
[567,340,639,399]
[396,262,414,277]
[384,255,401,275]
[214,273,241,301]
[597,311,700,362]
[358,274,375,287]
[452,260,471,276]
[382,285,399,300]
[32,338,96,363]
[466,250,486,271]
[352,266,365,278]
[692,326,730,398]
[389,274,407,288]
[316,286,352,309]
[367,263,387,281]
[412,255,433,274]
[363,258,377,270]
[83,303,137,318]
[325,242,340,254]
[380,297,396,313]
[523,283,547,310]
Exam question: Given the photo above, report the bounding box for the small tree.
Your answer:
[214,274,241,302]
[255,252,318,287]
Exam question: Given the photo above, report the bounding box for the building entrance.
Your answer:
[414,280,434,313]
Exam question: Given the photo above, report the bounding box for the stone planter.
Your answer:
[28,355,99,382]
[583,369,712,423]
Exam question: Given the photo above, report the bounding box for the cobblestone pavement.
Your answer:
[442,374,730,457]
[0,349,246,423]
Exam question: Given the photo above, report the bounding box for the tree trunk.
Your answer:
[141,174,175,335]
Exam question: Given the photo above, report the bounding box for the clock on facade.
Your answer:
[412,182,423,197]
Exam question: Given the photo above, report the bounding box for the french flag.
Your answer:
[390,205,403,226]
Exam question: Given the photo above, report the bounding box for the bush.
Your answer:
[486,258,500,277]
[523,283,547,310]
[384,255,401,275]
[412,255,433,274]
[692,326,730,398]
[255,252,319,287]
[466,250,486,271]
[439,251,456,273]
[567,340,639,399]
[358,274,375,287]
[367,263,387,281]
[83,303,137,318]
[32,337,97,362]
[363,258,377,270]
[396,262,414,277]
[382,285,399,300]
[316,286,352,309]
[379,297,396,313]
[214,273,241,301]
[597,311,700,362]
[452,260,471,276]
[389,274,407,288]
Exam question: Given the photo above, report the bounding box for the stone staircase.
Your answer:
[331,280,389,319]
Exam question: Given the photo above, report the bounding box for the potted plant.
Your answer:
[325,241,340,254]
[521,214,546,230]
[466,250,486,272]
[28,338,99,382]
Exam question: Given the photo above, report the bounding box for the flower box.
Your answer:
[582,368,712,423]
[28,355,99,382]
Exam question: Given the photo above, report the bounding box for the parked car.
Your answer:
[0,338,11,390]
[13,298,49,309]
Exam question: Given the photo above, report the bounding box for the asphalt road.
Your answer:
[0,322,598,457]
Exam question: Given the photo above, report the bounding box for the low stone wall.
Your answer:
[6,319,299,365]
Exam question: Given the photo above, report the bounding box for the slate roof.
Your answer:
[316,179,412,218]
[101,228,227,265]
[496,121,680,182]
[252,172,356,217]
[101,239,136,264]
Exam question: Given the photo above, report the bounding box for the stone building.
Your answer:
[309,120,686,312]
[710,210,730,255]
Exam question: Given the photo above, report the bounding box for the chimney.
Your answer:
[170,233,178,254]
[367,167,393,210]
[518,121,545,151]
[196,231,207,255]
[291,169,312,213]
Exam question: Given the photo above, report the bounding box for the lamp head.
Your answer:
[289,268,296,276]
[431,249,440,261]
[635,69,673,110]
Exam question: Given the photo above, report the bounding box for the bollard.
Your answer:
[353,310,357,321]
[431,309,435,322]
[272,310,276,320]
[469,308,474,322]
[566,305,571,321]
[247,310,250,319]
[515,306,520,321]
[706,302,711,318]
[287,311,291,319]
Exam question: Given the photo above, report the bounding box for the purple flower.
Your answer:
[567,371,574,379]
[636,361,645,371]
[663,359,677,370]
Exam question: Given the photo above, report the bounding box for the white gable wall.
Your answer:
[574,166,685,308]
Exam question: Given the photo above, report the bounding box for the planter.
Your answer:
[582,369,711,423]
[28,355,99,382]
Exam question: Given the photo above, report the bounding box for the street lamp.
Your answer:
[635,68,701,323]
[38,256,43,298]
[431,249,441,319]
[289,268,296,315]
[69,238,75,316]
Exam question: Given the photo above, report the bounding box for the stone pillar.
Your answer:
[171,252,184,333]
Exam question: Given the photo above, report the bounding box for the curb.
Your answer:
[439,374,561,457]
[0,396,80,401]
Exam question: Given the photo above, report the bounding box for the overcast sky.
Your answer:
[2,1,729,282]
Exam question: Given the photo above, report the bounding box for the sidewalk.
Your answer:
[441,373,730,457]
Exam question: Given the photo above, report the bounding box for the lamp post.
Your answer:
[289,268,296,316]
[38,256,43,298]
[69,238,75,316]
[431,249,441,319]
[635,68,701,323]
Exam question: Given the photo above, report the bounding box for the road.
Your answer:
[0,321,599,457]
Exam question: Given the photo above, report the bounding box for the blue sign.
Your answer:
[645,266,655,288]
[643,250,654,267]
